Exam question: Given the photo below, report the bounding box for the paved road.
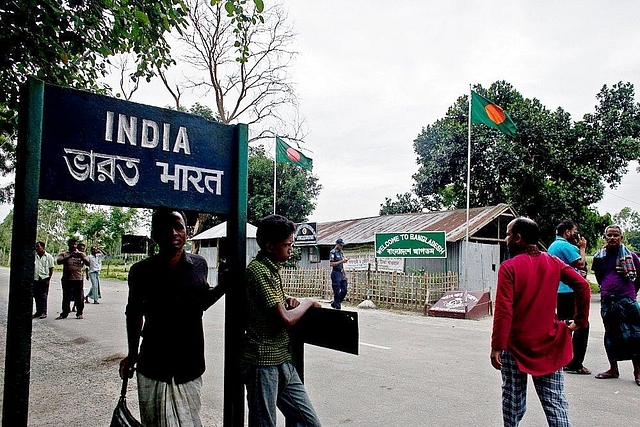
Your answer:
[1,267,639,426]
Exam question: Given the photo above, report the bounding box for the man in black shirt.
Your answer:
[119,209,225,426]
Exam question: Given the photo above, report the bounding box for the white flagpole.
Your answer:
[273,137,277,214]
[464,85,472,317]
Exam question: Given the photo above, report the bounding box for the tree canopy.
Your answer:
[34,201,144,255]
[0,201,146,259]
[612,207,640,250]
[2,0,318,242]
[157,0,303,143]
[247,146,321,224]
[0,0,190,201]
[380,192,423,215]
[159,0,319,232]
[410,80,640,245]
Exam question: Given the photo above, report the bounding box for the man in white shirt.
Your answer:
[33,241,55,319]
[86,246,109,304]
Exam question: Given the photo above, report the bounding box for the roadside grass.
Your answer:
[99,264,131,281]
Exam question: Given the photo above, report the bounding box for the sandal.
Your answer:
[565,366,591,375]
[595,371,619,379]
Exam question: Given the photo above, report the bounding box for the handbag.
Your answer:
[110,376,143,427]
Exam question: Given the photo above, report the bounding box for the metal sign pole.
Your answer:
[223,123,248,426]
[2,78,44,426]
[3,80,250,426]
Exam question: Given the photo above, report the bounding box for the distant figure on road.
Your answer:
[329,238,349,309]
[547,220,591,375]
[119,209,225,427]
[33,241,54,319]
[591,224,640,385]
[491,217,590,427]
[56,238,89,319]
[241,214,321,427]
[86,245,109,304]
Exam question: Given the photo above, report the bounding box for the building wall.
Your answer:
[198,238,259,286]
[297,240,499,301]
[297,246,323,269]
[456,240,500,299]
[404,242,453,274]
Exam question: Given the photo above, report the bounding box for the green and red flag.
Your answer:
[470,91,517,137]
[275,136,313,171]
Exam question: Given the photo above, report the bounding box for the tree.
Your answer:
[247,146,321,224]
[380,192,424,215]
[158,0,304,142]
[612,207,640,233]
[0,0,189,201]
[189,144,321,251]
[82,206,145,254]
[151,0,315,238]
[0,212,13,265]
[213,0,265,63]
[613,207,640,250]
[412,81,640,244]
[32,201,144,255]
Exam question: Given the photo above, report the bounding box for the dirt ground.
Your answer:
[0,269,227,427]
[0,307,139,425]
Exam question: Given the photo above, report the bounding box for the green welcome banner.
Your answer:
[375,231,447,258]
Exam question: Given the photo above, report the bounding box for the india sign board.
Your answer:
[39,84,239,214]
[4,79,248,427]
[375,231,447,258]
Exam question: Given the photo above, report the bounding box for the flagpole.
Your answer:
[464,84,472,317]
[273,137,277,214]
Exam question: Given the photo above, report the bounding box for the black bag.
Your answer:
[110,376,143,427]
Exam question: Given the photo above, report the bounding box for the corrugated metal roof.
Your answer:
[190,221,257,240]
[316,204,516,245]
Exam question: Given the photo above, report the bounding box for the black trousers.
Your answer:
[61,279,84,316]
[557,292,590,369]
[32,277,50,316]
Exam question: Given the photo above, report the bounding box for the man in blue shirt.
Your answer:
[329,238,349,309]
[548,220,591,374]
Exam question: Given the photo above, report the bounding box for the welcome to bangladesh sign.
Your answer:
[375,232,447,258]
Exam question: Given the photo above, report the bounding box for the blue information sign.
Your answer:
[39,84,238,214]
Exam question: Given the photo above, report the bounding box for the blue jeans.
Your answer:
[241,362,321,427]
[500,351,571,427]
[330,270,348,309]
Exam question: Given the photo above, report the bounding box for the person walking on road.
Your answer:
[491,217,590,427]
[547,220,591,375]
[119,209,226,427]
[33,241,54,319]
[591,224,640,385]
[329,238,349,309]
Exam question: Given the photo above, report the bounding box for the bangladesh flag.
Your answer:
[275,137,313,171]
[471,91,517,137]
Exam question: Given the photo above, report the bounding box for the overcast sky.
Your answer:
[5,0,637,224]
[282,0,640,222]
[109,0,640,222]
